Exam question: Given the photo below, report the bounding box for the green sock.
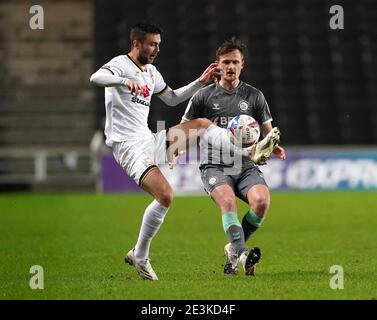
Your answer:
[222,212,247,256]
[242,208,265,242]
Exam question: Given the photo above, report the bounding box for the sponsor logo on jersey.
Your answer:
[238,100,249,112]
[214,116,235,128]
[131,96,151,107]
[213,103,220,110]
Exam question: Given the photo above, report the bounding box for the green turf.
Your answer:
[0,192,376,300]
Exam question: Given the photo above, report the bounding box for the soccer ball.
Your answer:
[227,115,260,148]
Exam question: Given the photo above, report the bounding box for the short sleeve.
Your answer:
[182,90,204,121]
[153,69,167,95]
[255,91,273,124]
[102,56,126,77]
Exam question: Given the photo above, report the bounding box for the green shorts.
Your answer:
[200,164,268,203]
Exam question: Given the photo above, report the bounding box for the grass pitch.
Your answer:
[0,192,376,300]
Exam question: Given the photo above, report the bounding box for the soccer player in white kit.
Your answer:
[89,23,224,280]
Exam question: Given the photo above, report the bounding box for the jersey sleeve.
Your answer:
[182,90,204,121]
[153,69,168,95]
[255,91,273,124]
[102,56,126,77]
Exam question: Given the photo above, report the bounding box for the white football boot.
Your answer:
[223,243,239,275]
[238,247,262,276]
[125,248,158,280]
[247,127,281,165]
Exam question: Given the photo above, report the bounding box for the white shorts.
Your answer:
[112,130,167,186]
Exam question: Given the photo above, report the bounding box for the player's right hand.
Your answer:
[198,63,220,85]
[124,80,145,96]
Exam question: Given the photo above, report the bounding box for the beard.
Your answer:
[138,49,155,65]
[138,52,149,65]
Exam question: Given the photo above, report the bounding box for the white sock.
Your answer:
[134,200,169,260]
[201,124,248,157]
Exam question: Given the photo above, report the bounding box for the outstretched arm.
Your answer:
[156,63,219,106]
[90,68,147,96]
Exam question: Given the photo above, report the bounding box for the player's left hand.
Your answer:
[198,63,220,85]
[273,145,286,160]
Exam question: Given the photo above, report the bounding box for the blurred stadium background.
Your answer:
[0,0,376,193]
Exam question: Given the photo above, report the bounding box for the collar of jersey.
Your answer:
[216,81,243,93]
[126,54,147,72]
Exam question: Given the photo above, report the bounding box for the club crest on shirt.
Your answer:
[208,177,217,185]
[142,85,151,98]
[238,100,249,112]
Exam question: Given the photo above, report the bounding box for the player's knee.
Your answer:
[157,188,174,208]
[220,197,237,212]
[250,194,269,217]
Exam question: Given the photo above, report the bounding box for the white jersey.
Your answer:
[102,54,167,146]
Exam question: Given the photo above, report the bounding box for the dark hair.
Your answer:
[130,23,163,44]
[216,37,246,60]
